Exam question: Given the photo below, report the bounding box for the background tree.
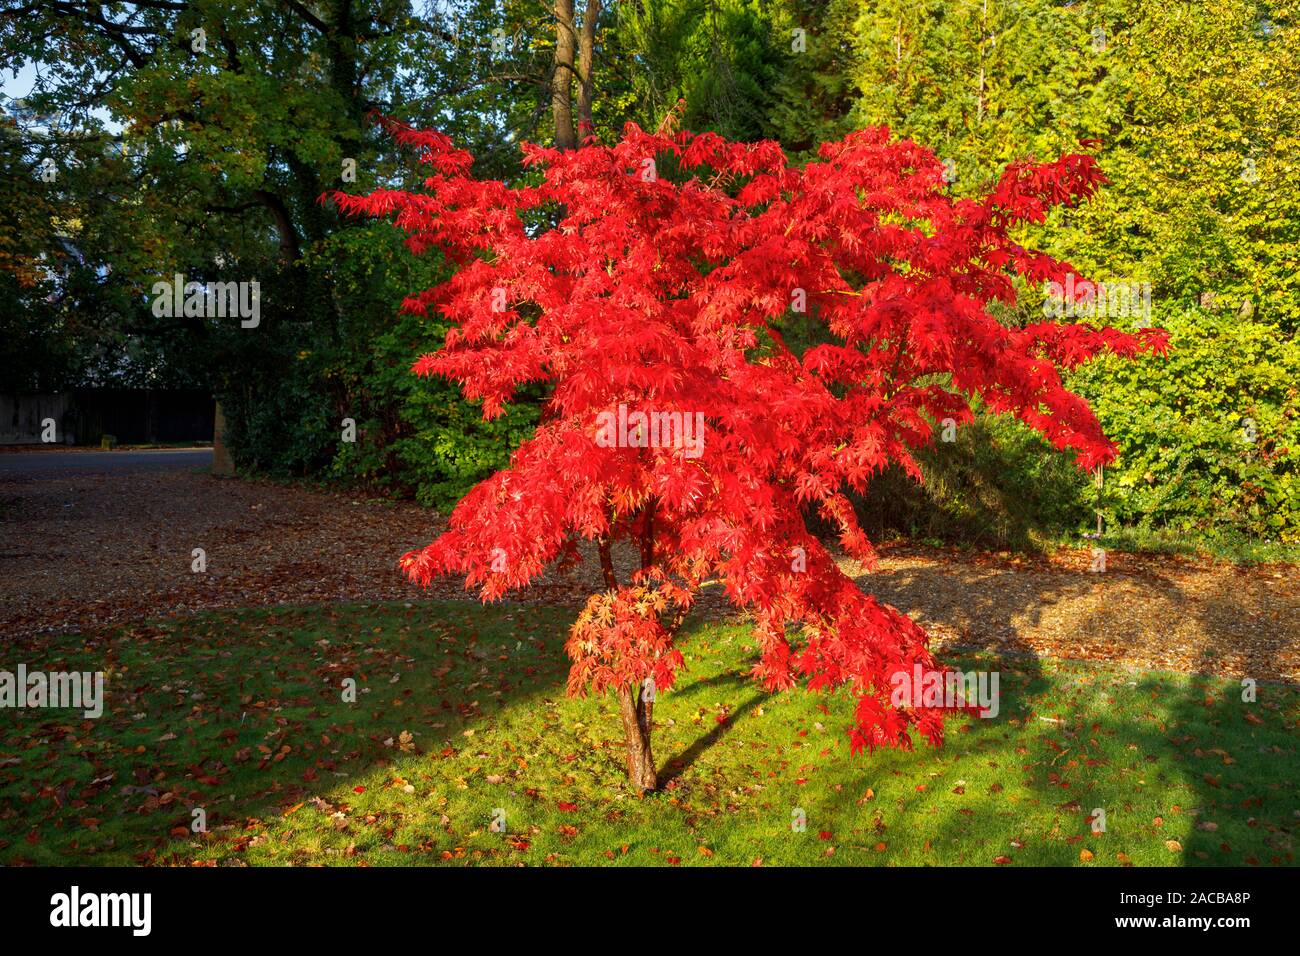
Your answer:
[1,0,556,501]
[762,0,1300,547]
[3,0,1295,548]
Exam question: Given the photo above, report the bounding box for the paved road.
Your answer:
[0,447,213,475]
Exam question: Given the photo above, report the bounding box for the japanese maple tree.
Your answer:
[332,114,1166,792]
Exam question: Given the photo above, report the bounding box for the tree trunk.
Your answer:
[617,683,657,792]
[551,0,577,149]
[576,0,601,139]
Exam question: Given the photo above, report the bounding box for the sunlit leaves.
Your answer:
[336,119,1160,750]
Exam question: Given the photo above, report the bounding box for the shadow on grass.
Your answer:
[660,690,769,787]
[0,600,577,864]
[803,563,1300,866]
[4,568,1293,866]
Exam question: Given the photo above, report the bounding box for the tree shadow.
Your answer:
[658,690,770,787]
[798,559,1299,866]
[6,546,1293,867]
[0,599,578,864]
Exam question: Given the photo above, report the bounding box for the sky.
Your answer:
[4,60,122,133]
[3,61,37,101]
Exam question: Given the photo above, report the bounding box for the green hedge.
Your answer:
[853,307,1299,549]
[1071,307,1300,543]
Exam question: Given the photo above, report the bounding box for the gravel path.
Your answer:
[2,450,1296,682]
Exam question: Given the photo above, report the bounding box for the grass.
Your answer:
[1076,527,1300,566]
[1,601,1296,866]
[874,526,1300,566]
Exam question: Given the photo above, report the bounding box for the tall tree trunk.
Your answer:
[617,683,657,791]
[576,0,601,139]
[552,0,577,149]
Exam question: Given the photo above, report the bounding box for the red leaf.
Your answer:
[331,119,1154,774]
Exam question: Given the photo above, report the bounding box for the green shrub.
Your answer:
[854,410,1092,551]
[219,223,538,511]
[1070,307,1300,542]
[854,307,1300,549]
[325,308,539,511]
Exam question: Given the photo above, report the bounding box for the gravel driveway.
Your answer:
[2,448,1296,683]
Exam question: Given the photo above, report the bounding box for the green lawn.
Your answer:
[1,601,1295,866]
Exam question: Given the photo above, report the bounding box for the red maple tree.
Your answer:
[333,116,1166,791]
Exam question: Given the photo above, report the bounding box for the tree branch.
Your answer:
[250,189,302,262]
[278,0,329,33]
[598,535,618,590]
